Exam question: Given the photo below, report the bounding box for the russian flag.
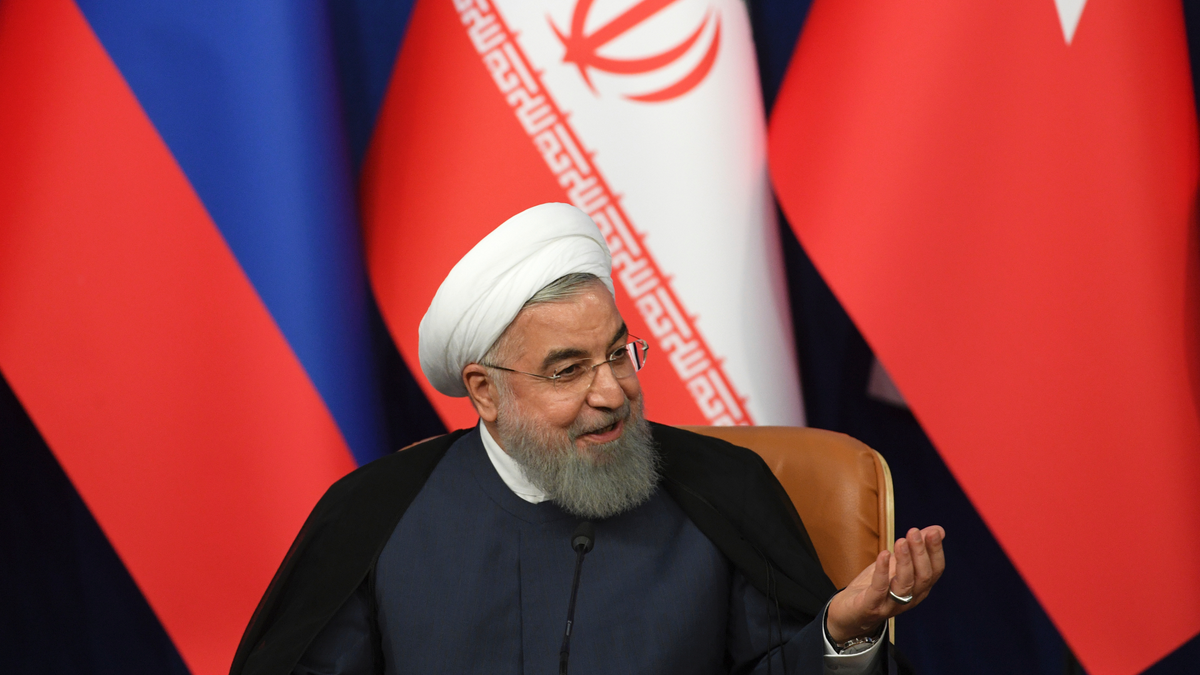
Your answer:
[0,0,388,672]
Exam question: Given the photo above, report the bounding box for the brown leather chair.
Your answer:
[681,426,896,639]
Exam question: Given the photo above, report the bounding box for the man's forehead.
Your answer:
[530,321,628,371]
[506,291,627,360]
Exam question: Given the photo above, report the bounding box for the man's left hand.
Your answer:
[825,525,946,644]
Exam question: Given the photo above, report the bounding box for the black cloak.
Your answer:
[230,423,842,675]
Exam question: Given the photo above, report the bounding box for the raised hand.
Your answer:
[825,525,946,644]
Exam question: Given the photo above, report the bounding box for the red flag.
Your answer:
[768,1,1200,673]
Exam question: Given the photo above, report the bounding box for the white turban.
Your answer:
[419,203,615,397]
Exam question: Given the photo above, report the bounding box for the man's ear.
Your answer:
[462,363,499,423]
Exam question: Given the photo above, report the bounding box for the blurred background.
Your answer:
[2,0,1198,674]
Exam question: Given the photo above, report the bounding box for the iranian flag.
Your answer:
[769,1,1200,673]
[363,0,804,429]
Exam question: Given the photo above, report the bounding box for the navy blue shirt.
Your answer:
[296,430,826,674]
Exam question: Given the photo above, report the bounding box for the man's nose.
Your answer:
[585,361,626,409]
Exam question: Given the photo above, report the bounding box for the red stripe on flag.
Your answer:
[768,0,1200,672]
[0,1,357,674]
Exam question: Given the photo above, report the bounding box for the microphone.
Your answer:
[559,521,595,675]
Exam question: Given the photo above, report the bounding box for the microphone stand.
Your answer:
[559,522,594,675]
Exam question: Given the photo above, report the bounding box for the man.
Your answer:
[230,203,945,675]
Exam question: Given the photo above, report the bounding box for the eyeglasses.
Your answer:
[483,337,649,395]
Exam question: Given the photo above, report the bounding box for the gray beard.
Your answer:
[496,397,661,520]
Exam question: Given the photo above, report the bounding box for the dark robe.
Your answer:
[229,423,857,675]
[294,428,828,674]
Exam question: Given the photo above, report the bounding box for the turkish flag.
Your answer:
[768,1,1200,674]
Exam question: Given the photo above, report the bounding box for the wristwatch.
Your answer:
[829,622,887,655]
[834,634,879,655]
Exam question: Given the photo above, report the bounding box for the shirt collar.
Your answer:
[478,420,549,504]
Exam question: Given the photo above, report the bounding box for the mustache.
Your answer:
[568,401,632,440]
